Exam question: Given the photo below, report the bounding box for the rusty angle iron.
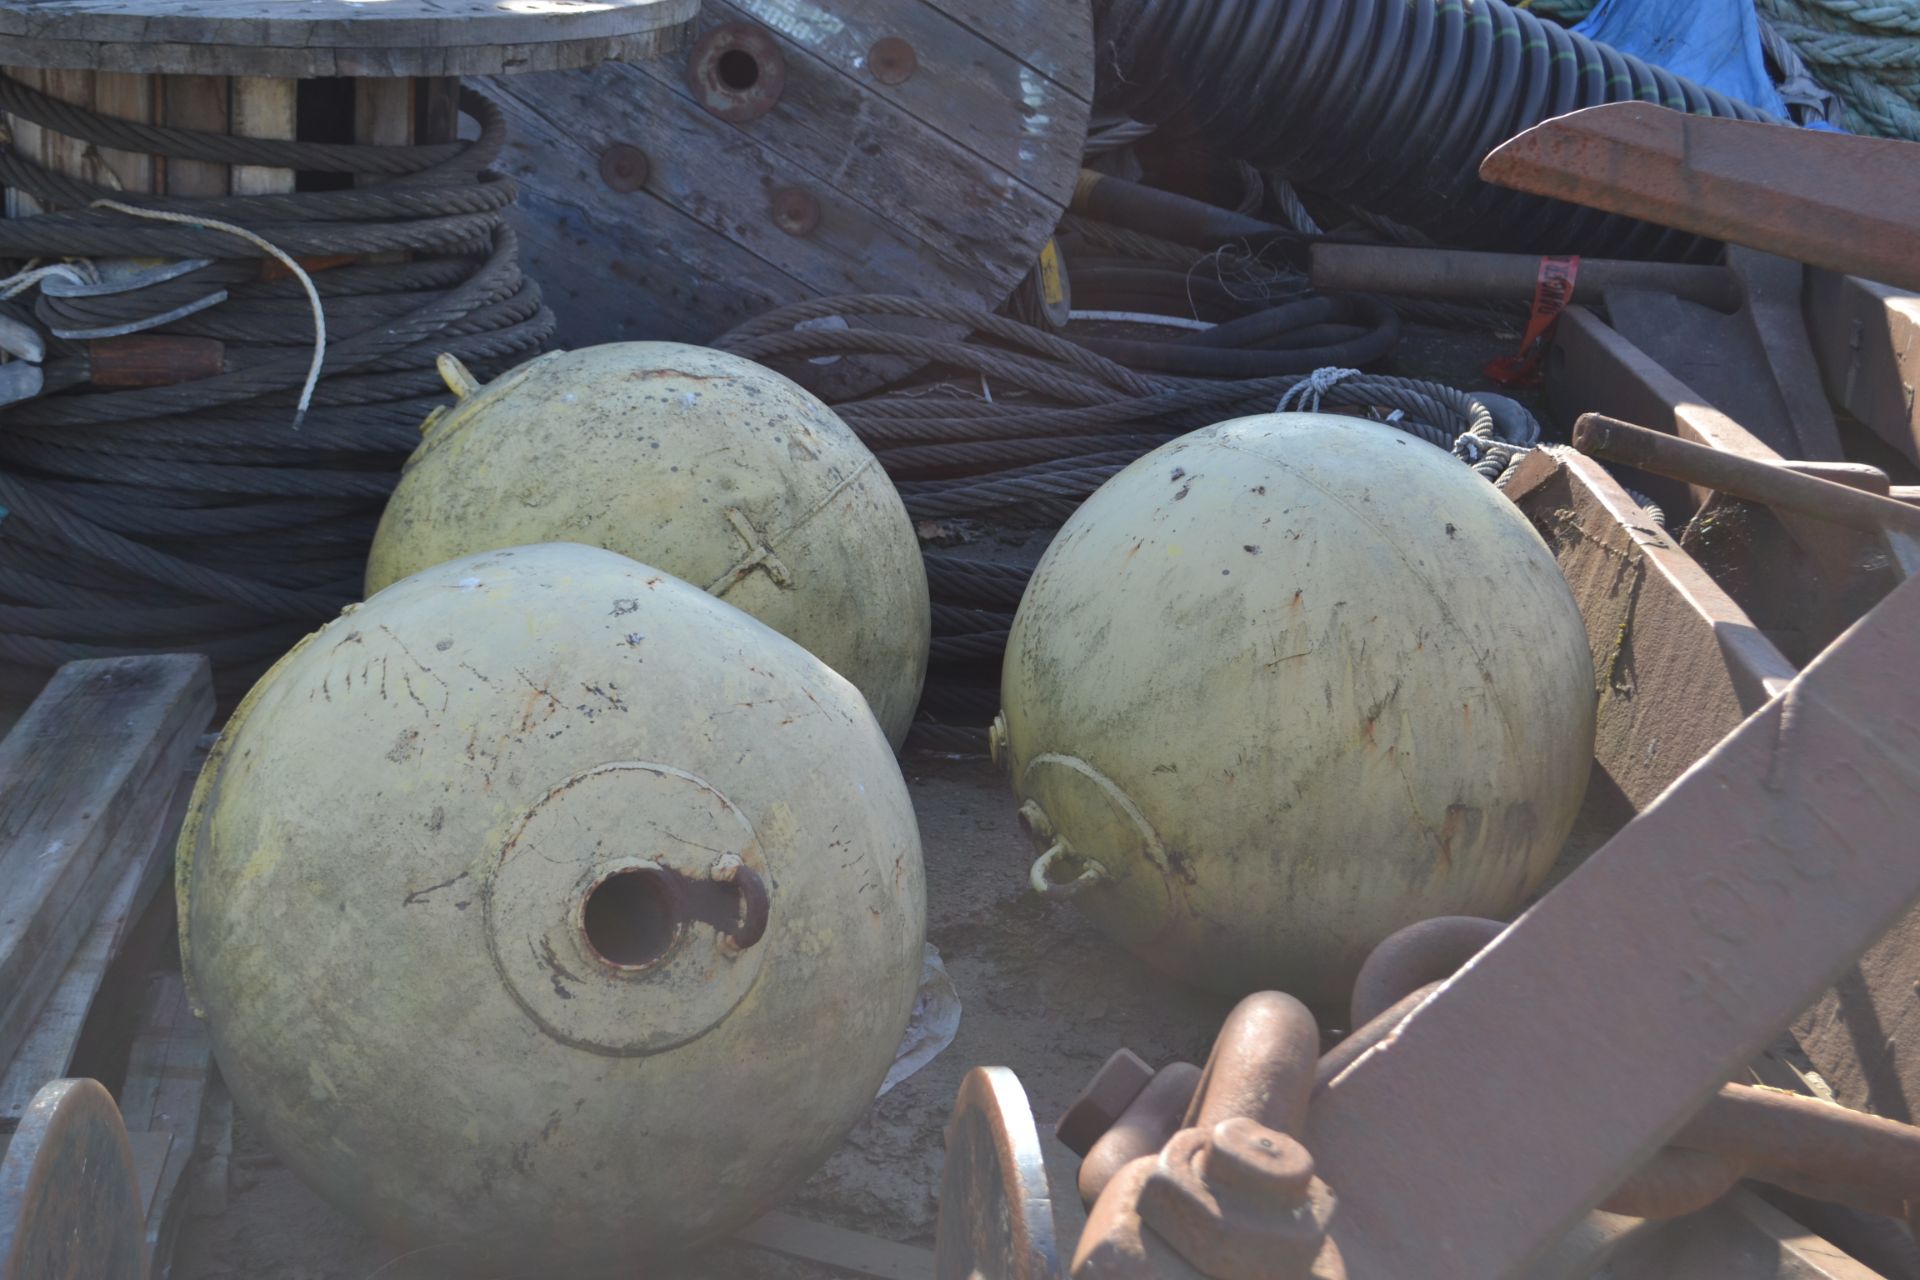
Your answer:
[1044,920,1920,1278]
[1480,103,1920,293]
[1302,567,1920,1279]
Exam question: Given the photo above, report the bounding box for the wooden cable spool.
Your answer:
[485,0,1094,347]
[0,0,696,202]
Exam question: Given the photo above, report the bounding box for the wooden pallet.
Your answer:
[0,654,216,1279]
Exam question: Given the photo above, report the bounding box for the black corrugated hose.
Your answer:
[0,76,551,701]
[1093,0,1777,259]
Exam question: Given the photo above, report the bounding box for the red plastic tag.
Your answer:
[1484,255,1579,387]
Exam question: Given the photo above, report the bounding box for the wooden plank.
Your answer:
[0,751,198,1125]
[0,28,697,80]
[415,76,459,146]
[161,74,229,198]
[353,77,412,149]
[925,0,1093,100]
[0,0,699,79]
[228,75,295,195]
[38,67,92,187]
[739,0,1085,184]
[90,71,153,194]
[121,971,212,1272]
[736,1210,936,1280]
[486,0,1088,349]
[632,4,1063,291]
[495,87,805,345]
[354,77,412,267]
[1805,270,1920,469]
[0,655,212,1079]
[503,56,997,322]
[3,66,42,216]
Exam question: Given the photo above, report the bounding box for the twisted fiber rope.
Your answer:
[0,82,552,693]
[1527,0,1920,138]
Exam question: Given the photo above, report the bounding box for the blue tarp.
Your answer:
[1571,0,1794,119]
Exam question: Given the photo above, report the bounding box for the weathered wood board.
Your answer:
[121,971,212,1269]
[0,0,697,78]
[484,0,1092,348]
[0,655,212,1078]
[0,741,204,1127]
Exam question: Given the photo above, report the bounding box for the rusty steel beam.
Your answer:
[1548,305,1781,515]
[1547,307,1920,604]
[1573,415,1920,540]
[1804,271,1920,470]
[1795,907,1920,1131]
[1481,103,1920,292]
[1601,247,1844,461]
[1506,450,1794,809]
[1307,243,1740,310]
[1601,1191,1893,1280]
[1304,570,1920,1280]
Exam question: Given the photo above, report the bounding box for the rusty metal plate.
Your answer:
[1603,246,1843,462]
[1546,304,1784,517]
[1794,906,1920,1127]
[0,1078,146,1280]
[1305,570,1920,1280]
[1482,102,1920,292]
[1506,450,1793,810]
[935,1066,1062,1280]
[1804,270,1920,470]
[483,0,1092,349]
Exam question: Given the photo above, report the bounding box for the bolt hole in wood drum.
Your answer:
[481,0,1094,350]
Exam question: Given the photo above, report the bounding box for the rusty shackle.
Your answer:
[1066,992,1342,1280]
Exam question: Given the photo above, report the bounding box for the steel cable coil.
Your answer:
[0,80,553,699]
[1092,0,1777,258]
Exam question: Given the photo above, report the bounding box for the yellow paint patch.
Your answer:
[235,836,282,887]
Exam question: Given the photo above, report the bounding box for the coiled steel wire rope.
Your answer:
[0,77,552,698]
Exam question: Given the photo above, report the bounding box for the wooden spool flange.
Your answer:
[485,0,1094,348]
[0,0,697,205]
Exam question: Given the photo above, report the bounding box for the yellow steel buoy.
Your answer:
[180,543,926,1270]
[996,414,1595,1011]
[366,344,929,746]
